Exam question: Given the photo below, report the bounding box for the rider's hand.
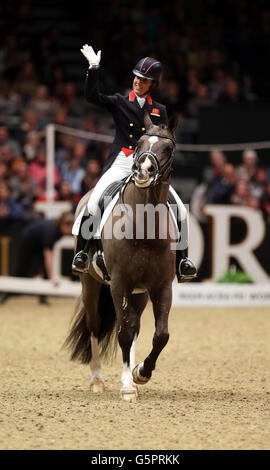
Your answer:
[80,44,101,69]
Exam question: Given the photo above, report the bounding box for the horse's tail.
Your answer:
[63,285,118,364]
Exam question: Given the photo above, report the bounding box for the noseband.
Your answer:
[132,132,176,186]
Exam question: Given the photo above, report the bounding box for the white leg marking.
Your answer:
[121,334,137,389]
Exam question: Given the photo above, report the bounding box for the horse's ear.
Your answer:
[168,113,179,135]
[144,111,153,130]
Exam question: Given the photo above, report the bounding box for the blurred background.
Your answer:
[0,0,270,288]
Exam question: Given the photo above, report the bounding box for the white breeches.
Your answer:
[87,151,187,222]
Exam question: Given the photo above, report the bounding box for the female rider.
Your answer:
[72,45,196,282]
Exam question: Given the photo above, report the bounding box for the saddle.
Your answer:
[90,177,179,283]
[97,178,127,217]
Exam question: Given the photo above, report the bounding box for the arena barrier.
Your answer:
[1,276,270,306]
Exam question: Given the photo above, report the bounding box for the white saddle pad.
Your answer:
[72,192,120,236]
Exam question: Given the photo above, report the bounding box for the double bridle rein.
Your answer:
[132,132,176,186]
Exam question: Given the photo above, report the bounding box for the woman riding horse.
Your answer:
[72,45,196,282]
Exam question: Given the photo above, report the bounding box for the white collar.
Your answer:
[135,93,146,108]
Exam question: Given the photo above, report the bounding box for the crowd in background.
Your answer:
[1,0,270,229]
[191,148,270,221]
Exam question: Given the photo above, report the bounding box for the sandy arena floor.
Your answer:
[0,296,269,450]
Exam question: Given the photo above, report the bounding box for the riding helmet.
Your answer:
[133,57,162,84]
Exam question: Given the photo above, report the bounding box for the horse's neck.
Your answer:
[125,181,170,208]
[123,181,171,239]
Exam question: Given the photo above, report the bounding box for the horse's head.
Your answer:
[132,112,178,187]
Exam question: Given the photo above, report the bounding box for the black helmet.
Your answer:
[133,57,162,84]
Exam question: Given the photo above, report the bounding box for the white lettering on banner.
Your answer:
[188,213,204,272]
[204,205,269,283]
[53,206,269,285]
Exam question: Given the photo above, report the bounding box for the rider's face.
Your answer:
[133,75,153,97]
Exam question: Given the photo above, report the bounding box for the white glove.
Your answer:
[80,44,101,69]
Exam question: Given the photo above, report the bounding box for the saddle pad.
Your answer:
[72,179,127,236]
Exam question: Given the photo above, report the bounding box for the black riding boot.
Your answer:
[72,238,91,274]
[176,249,197,283]
[72,214,95,274]
[72,214,110,279]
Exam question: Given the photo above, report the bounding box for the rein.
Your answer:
[132,132,176,186]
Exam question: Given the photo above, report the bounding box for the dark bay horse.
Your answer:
[65,112,179,401]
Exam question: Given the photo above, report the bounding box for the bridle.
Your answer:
[132,132,176,186]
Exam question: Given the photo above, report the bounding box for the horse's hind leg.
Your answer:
[89,334,105,392]
[81,275,105,392]
[133,286,171,384]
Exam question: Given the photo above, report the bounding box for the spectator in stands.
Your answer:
[247,196,261,211]
[55,134,75,171]
[28,144,60,191]
[161,80,186,116]
[53,106,68,126]
[60,155,85,197]
[57,82,78,113]
[57,180,77,211]
[209,163,237,204]
[236,149,258,182]
[230,180,250,205]
[81,159,102,194]
[72,141,88,168]
[29,84,59,123]
[83,114,106,161]
[0,161,9,181]
[9,158,37,220]
[0,144,17,168]
[187,83,214,117]
[0,124,21,157]
[218,78,245,104]
[203,148,227,184]
[23,130,42,161]
[0,180,24,227]
[207,67,227,101]
[14,61,39,103]
[249,167,267,199]
[0,211,74,305]
[261,182,270,221]
[0,82,22,116]
[18,108,45,156]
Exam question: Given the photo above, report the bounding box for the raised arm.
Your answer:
[80,44,117,110]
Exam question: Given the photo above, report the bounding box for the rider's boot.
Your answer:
[72,213,110,279]
[72,214,95,274]
[176,248,197,283]
[72,236,91,274]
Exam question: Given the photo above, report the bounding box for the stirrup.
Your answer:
[177,259,197,283]
[72,251,90,274]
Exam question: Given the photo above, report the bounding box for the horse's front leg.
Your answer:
[133,285,171,384]
[110,285,144,401]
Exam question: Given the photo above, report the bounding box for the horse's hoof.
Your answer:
[132,364,150,385]
[120,387,138,402]
[89,378,105,393]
